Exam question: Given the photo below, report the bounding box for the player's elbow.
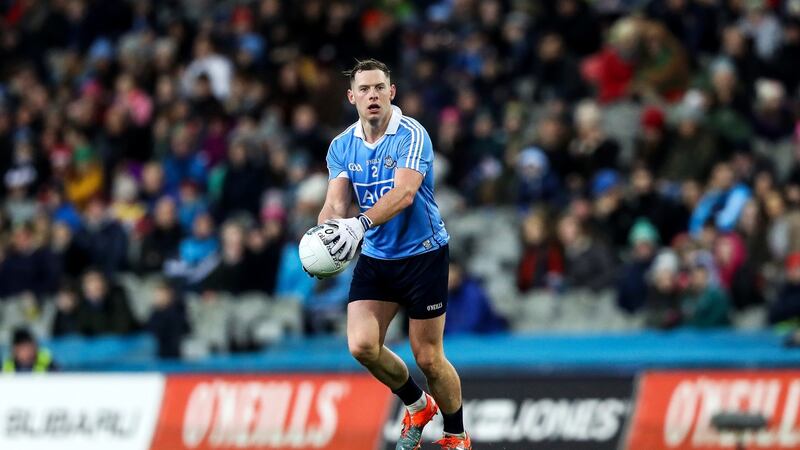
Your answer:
[398,188,416,208]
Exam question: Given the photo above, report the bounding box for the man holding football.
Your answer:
[315,59,470,450]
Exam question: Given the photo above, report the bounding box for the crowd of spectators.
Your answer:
[2,0,800,354]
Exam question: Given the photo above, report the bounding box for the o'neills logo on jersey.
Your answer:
[151,374,394,450]
[626,371,800,449]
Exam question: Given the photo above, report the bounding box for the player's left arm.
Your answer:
[361,168,422,225]
[324,124,432,261]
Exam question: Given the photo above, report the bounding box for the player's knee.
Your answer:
[414,350,444,378]
[349,340,380,365]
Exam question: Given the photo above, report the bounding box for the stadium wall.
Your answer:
[2,371,800,449]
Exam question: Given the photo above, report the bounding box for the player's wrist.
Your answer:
[357,213,373,232]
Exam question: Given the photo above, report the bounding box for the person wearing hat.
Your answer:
[644,249,682,329]
[634,105,669,171]
[680,252,731,329]
[661,89,718,182]
[591,169,635,248]
[2,328,56,373]
[617,218,659,313]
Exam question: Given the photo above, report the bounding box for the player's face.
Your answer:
[348,70,396,125]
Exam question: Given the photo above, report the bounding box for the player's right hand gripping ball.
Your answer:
[299,224,351,279]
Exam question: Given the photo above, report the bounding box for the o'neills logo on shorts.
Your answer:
[427,303,443,311]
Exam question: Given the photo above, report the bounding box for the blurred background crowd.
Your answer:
[1,0,800,359]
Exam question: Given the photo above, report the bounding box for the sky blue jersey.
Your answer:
[326,106,449,260]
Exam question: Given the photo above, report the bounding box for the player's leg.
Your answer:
[409,315,468,445]
[348,300,436,450]
[346,299,408,388]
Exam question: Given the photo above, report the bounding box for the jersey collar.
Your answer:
[353,105,403,140]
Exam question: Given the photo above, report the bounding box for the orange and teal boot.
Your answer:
[395,392,439,450]
[435,432,472,449]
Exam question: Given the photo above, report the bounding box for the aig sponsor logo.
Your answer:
[354,179,394,208]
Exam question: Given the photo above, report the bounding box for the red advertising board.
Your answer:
[150,374,393,450]
[626,371,800,450]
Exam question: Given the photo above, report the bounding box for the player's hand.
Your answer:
[323,214,372,261]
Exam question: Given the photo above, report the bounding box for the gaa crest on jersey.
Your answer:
[384,155,396,169]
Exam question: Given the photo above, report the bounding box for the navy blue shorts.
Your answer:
[349,245,449,319]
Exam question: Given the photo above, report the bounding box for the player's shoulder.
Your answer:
[397,114,430,140]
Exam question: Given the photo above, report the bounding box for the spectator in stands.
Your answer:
[177,180,208,232]
[179,212,218,268]
[516,209,563,293]
[203,220,247,294]
[75,196,128,276]
[739,1,782,61]
[644,250,683,329]
[290,104,328,164]
[138,196,182,273]
[635,106,670,172]
[52,279,81,337]
[591,169,634,248]
[681,254,732,328]
[567,100,620,182]
[216,140,264,221]
[138,161,168,210]
[557,213,617,292]
[626,165,687,244]
[2,328,56,373]
[275,229,315,303]
[162,125,208,192]
[3,133,40,225]
[445,260,507,335]
[51,220,91,280]
[304,263,355,335]
[243,199,286,294]
[0,223,58,298]
[532,32,587,103]
[771,18,800,96]
[661,91,719,182]
[76,268,138,336]
[617,218,659,314]
[65,143,104,210]
[42,184,82,232]
[633,20,689,102]
[146,281,188,358]
[705,58,753,148]
[690,162,752,236]
[580,17,636,103]
[770,251,800,324]
[513,147,563,211]
[751,78,795,141]
[110,173,147,232]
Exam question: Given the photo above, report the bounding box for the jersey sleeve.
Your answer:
[326,140,348,180]
[397,124,433,176]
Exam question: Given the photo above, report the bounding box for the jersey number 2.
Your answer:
[371,165,378,178]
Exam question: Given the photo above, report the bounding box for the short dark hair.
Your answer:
[343,59,391,84]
